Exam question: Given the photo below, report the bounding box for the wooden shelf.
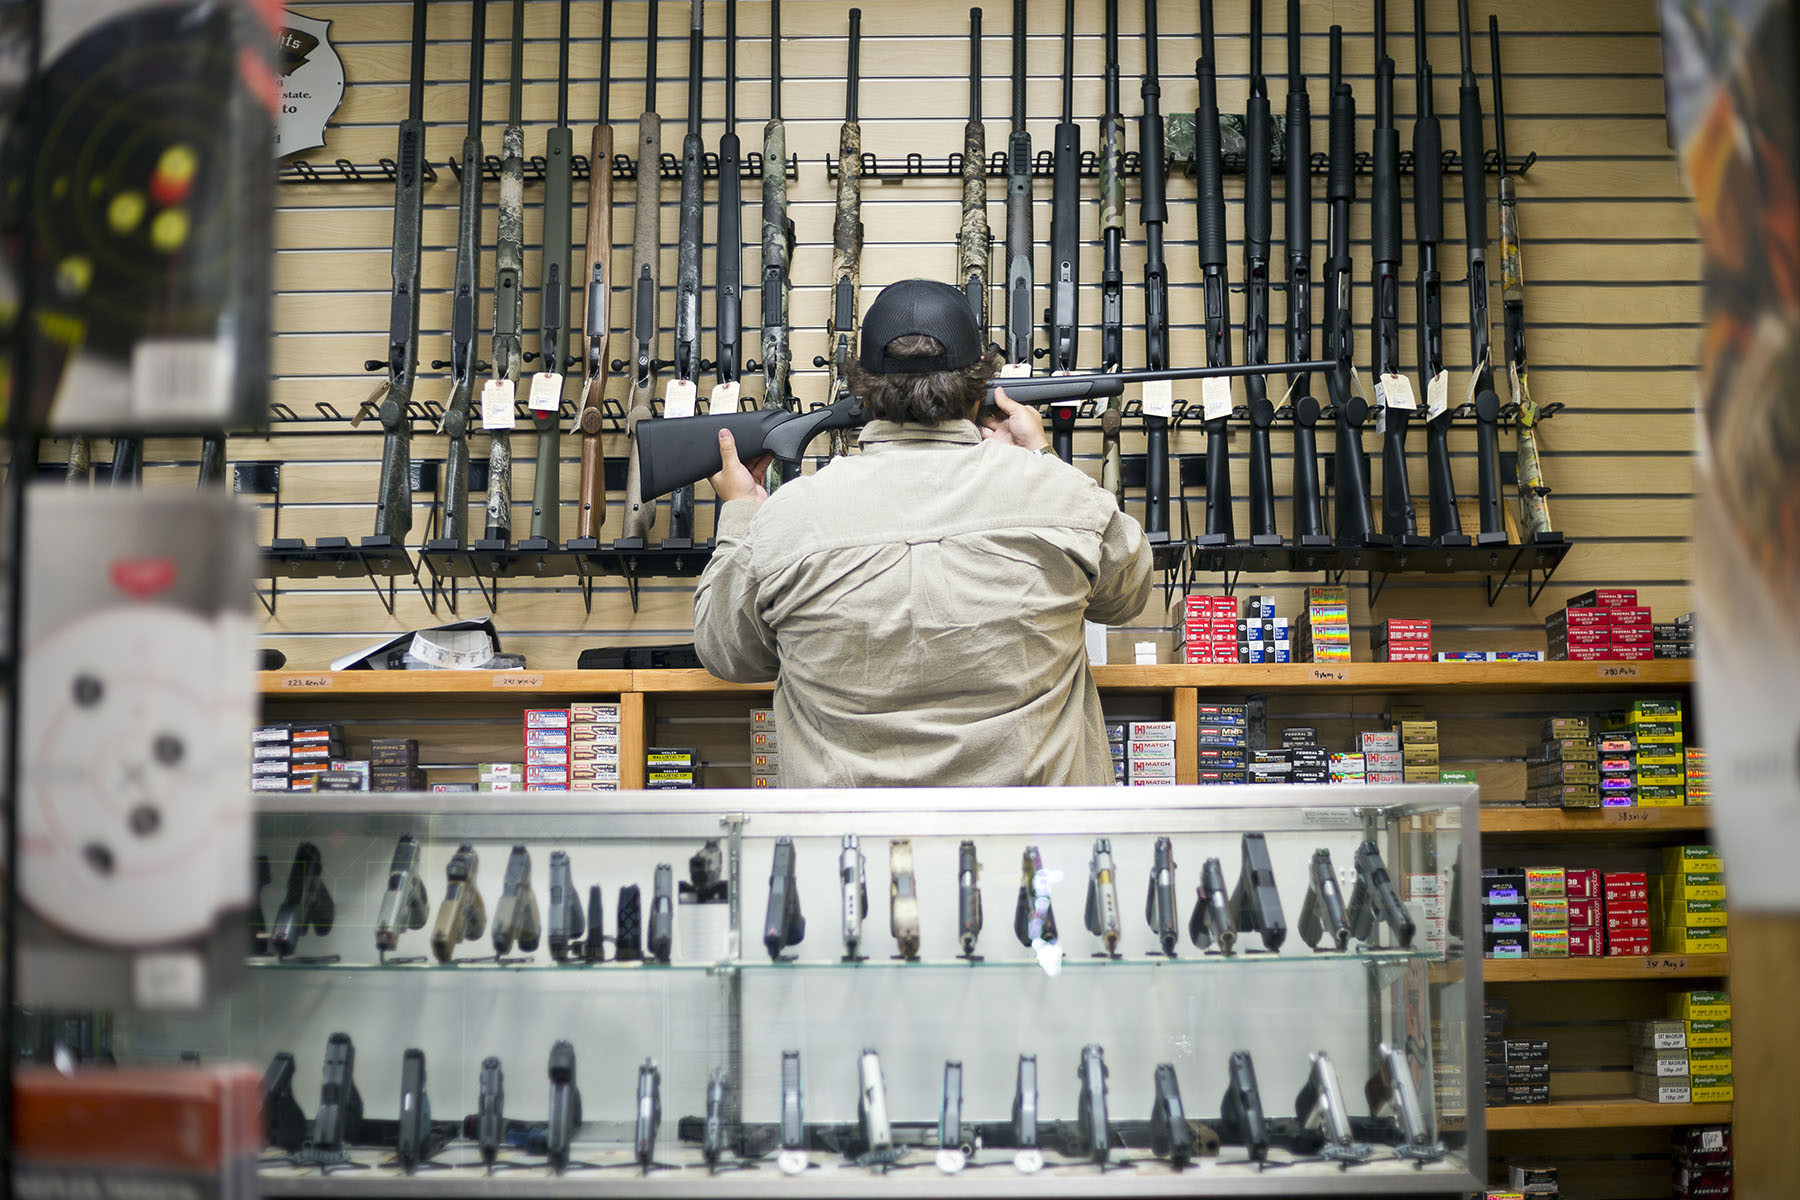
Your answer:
[1481,807,1713,836]
[260,661,1693,698]
[1484,954,1729,982]
[1486,1098,1733,1131]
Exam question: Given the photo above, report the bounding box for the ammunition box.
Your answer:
[1660,929,1729,955]
[1568,588,1639,608]
[1484,933,1526,958]
[1502,1039,1550,1063]
[1689,1082,1734,1104]
[1627,1019,1687,1050]
[1663,846,1723,874]
[1403,766,1442,783]
[1484,1061,1550,1086]
[1668,991,1732,1022]
[1528,928,1569,957]
[1504,1084,1551,1105]
[523,709,570,729]
[1634,1077,1690,1104]
[1662,874,1727,902]
[1399,721,1439,744]
[568,702,621,723]
[1687,1020,1731,1049]
[1526,868,1566,898]
[646,747,700,768]
[1541,737,1598,762]
[1438,769,1478,785]
[1633,1047,1691,1077]
[1687,1053,1732,1077]
[1528,898,1569,928]
[1403,746,1441,767]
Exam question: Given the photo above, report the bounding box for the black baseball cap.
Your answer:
[857,279,984,374]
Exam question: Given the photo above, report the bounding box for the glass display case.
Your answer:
[116,784,1482,1195]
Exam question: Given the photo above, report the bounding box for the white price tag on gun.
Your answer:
[664,378,698,419]
[1201,376,1233,422]
[1375,372,1417,410]
[481,379,516,429]
[1426,370,1449,420]
[1141,379,1174,420]
[528,371,564,413]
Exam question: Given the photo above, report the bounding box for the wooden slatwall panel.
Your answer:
[109,0,1689,667]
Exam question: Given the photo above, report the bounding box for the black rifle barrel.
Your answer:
[1285,0,1322,542]
[1046,0,1082,462]
[1414,0,1462,544]
[1459,0,1503,539]
[716,0,742,391]
[1195,0,1234,543]
[1004,0,1033,365]
[1243,0,1276,541]
[1326,24,1373,545]
[529,0,575,546]
[438,0,487,548]
[1139,0,1169,537]
[1371,0,1417,544]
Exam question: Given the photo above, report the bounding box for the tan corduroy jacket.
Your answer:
[693,420,1153,787]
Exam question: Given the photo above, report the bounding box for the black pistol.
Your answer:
[648,863,674,962]
[1299,848,1351,950]
[1348,839,1416,948]
[271,842,334,958]
[1076,1043,1111,1164]
[634,1059,662,1170]
[374,834,429,959]
[309,1032,362,1163]
[476,1056,504,1167]
[1220,1049,1270,1162]
[547,1040,582,1173]
[395,1047,432,1174]
[763,837,806,960]
[615,884,643,961]
[1150,1062,1195,1167]
[1146,836,1179,955]
[547,850,584,962]
[430,842,486,963]
[583,885,606,962]
[251,855,271,955]
[1229,833,1288,952]
[491,845,541,957]
[261,1052,308,1152]
[957,840,982,957]
[702,1068,729,1170]
[1189,856,1236,953]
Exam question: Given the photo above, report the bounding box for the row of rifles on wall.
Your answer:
[361,0,1557,560]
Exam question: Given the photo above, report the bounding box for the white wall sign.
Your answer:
[275,12,344,158]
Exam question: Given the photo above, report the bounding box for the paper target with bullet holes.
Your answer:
[11,0,274,432]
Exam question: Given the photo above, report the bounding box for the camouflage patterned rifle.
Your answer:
[1045,0,1081,461]
[526,0,575,547]
[367,0,427,545]
[959,8,988,333]
[619,0,663,543]
[485,0,528,545]
[1243,0,1277,543]
[1459,0,1507,545]
[433,0,485,548]
[1491,15,1555,539]
[65,436,91,485]
[820,9,863,459]
[760,0,796,488]
[667,0,707,543]
[1098,0,1125,503]
[574,0,615,540]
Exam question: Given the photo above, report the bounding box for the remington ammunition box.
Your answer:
[1633,1047,1691,1077]
[1689,1081,1734,1104]
[1439,769,1479,785]
[1664,846,1724,874]
[1687,1052,1732,1077]
[1660,929,1729,955]
[1686,1020,1731,1049]
[1568,928,1601,955]
[1636,748,1685,768]
[1659,896,1728,928]
[1566,898,1597,928]
[1661,873,1726,902]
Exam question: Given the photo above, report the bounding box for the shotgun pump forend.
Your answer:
[547,1040,583,1173]
[1220,1050,1270,1161]
[1348,839,1416,947]
[1298,847,1351,951]
[491,844,542,956]
[431,842,486,963]
[1188,855,1235,952]
[1229,833,1288,951]
[764,836,806,960]
[547,849,584,961]
[1150,1062,1196,1166]
[271,842,334,957]
[1146,836,1179,955]
[375,834,429,955]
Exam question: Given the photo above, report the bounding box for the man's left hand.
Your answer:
[709,429,774,504]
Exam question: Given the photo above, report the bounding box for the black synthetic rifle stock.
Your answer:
[1097,0,1124,503]
[1413,0,1467,546]
[485,0,528,545]
[1285,0,1326,544]
[1004,0,1033,366]
[619,1,663,543]
[1372,0,1420,546]
[1138,0,1170,540]
[760,0,796,485]
[368,0,427,545]
[1458,0,1506,544]
[960,8,989,331]
[431,0,484,549]
[667,0,707,544]
[1044,0,1082,462]
[1243,0,1277,543]
[575,0,615,541]
[1194,1,1234,545]
[1492,16,1555,540]
[819,10,864,460]
[710,0,744,412]
[527,0,576,547]
[1325,26,1373,543]
[635,359,1334,503]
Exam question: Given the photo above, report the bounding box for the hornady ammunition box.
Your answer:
[1131,759,1177,780]
[1527,928,1569,957]
[1131,739,1178,760]
[1528,760,1598,786]
[1542,737,1598,762]
[750,730,779,751]
[1540,716,1593,740]
[1634,1077,1691,1104]
[1401,766,1440,784]
[524,765,569,785]
[526,746,572,767]
[647,770,699,789]
[1129,721,1178,740]
[1634,1047,1691,1077]
[1628,1019,1687,1050]
[431,783,478,794]
[524,728,570,749]
[1526,868,1566,898]
[524,709,570,729]
[750,708,777,731]
[1528,898,1568,927]
[1360,730,1400,752]
[1664,845,1724,874]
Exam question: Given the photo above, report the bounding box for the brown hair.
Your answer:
[848,335,999,424]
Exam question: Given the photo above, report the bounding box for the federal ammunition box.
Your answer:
[1548,606,1611,629]
[1634,1077,1690,1104]
[1633,1047,1691,1077]
[1628,1020,1687,1050]
[1610,606,1652,627]
[1605,906,1651,934]
[1664,846,1724,874]
[1686,1020,1731,1049]
[312,771,365,792]
[1568,588,1639,608]
[1668,991,1732,1022]
[646,747,700,769]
